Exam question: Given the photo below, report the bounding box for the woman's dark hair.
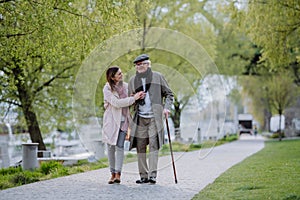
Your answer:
[106,66,120,91]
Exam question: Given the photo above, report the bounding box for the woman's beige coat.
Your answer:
[102,82,136,145]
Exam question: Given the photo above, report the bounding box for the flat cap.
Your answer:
[133,54,149,63]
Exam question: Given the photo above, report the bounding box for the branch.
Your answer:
[230,53,249,61]
[0,28,37,38]
[0,98,21,107]
[0,59,13,75]
[53,5,98,23]
[32,55,44,74]
[279,1,300,12]
[148,1,160,28]
[33,64,75,95]
[0,0,14,3]
[0,103,11,122]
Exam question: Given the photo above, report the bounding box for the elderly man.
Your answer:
[128,54,174,184]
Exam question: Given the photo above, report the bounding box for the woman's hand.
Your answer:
[133,91,145,100]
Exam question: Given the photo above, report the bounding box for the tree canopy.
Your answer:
[0,0,137,149]
[237,0,300,83]
[2,0,299,148]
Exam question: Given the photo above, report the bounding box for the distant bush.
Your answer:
[224,135,238,142]
[161,142,190,153]
[270,132,285,139]
[126,153,135,158]
[189,143,202,150]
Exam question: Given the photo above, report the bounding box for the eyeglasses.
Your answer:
[135,62,149,67]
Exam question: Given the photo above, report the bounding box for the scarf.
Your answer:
[114,83,127,99]
[134,67,153,105]
[114,83,128,131]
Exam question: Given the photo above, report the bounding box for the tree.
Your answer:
[129,0,221,140]
[237,0,300,84]
[238,76,272,131]
[227,0,300,135]
[265,72,299,140]
[240,70,299,138]
[0,0,138,150]
[0,1,79,150]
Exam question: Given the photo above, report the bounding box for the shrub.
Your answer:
[39,161,64,175]
[126,153,134,159]
[225,135,238,142]
[270,132,285,139]
[0,166,23,176]
[10,171,41,185]
[189,143,202,150]
[49,167,69,178]
[0,181,12,190]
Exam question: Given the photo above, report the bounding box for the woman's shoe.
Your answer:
[108,173,115,184]
[114,172,121,183]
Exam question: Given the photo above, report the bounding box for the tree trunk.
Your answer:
[12,66,46,151]
[264,109,272,132]
[278,110,282,141]
[171,98,182,141]
[22,105,46,150]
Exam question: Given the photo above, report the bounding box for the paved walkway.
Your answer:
[0,135,265,200]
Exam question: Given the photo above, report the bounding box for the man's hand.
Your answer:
[163,109,170,118]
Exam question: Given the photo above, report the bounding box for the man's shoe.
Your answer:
[149,177,156,184]
[136,178,149,184]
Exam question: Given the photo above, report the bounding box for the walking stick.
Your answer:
[165,114,178,184]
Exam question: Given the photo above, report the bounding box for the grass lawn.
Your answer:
[192,139,300,200]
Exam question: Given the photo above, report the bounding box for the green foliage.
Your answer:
[0,159,108,190]
[0,166,23,176]
[126,0,221,129]
[232,0,300,84]
[75,159,90,166]
[189,143,202,150]
[161,142,190,153]
[123,153,138,164]
[269,132,285,139]
[215,17,260,75]
[240,71,300,130]
[227,88,243,112]
[39,160,64,175]
[125,153,135,159]
[0,167,23,189]
[161,135,238,154]
[218,134,238,143]
[0,0,139,143]
[246,1,300,68]
[265,71,300,115]
[48,166,70,178]
[192,139,300,200]
[10,171,41,186]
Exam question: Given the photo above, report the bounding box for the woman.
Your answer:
[102,66,143,184]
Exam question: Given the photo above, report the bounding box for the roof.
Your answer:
[238,114,253,120]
